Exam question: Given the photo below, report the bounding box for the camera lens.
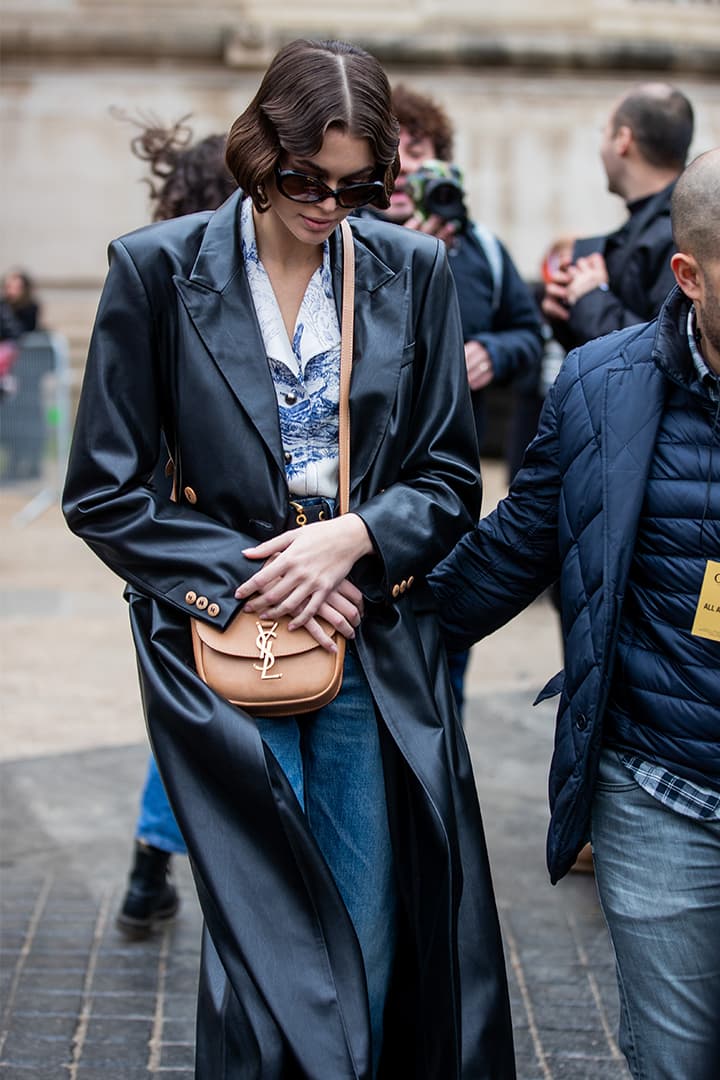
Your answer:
[424,178,466,221]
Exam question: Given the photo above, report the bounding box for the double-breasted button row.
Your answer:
[391,576,415,599]
[185,590,220,618]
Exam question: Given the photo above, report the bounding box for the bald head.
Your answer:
[672,148,720,265]
[612,83,694,172]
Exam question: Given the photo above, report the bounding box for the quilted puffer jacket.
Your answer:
[431,286,720,882]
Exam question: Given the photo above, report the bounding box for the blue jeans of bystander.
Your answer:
[591,747,720,1080]
[135,755,188,855]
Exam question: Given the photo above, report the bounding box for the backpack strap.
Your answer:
[470,222,504,315]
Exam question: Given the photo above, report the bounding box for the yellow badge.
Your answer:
[691,560,720,643]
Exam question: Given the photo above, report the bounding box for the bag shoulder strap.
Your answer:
[338,219,355,516]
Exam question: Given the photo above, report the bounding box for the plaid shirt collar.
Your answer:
[687,305,720,403]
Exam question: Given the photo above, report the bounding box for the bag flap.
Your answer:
[193,613,334,659]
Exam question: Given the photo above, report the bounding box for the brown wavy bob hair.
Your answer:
[226,39,400,212]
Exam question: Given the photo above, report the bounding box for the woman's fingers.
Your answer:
[303,616,338,653]
[292,585,363,638]
[323,586,363,628]
[310,599,355,639]
[335,578,364,613]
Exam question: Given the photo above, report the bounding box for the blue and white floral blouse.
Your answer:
[241,196,340,498]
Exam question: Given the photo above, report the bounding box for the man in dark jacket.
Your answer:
[431,147,720,1080]
[543,82,694,352]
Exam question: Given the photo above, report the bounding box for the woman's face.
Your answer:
[265,127,376,247]
[3,273,25,303]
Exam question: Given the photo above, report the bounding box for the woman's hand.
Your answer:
[235,514,373,648]
[298,580,365,650]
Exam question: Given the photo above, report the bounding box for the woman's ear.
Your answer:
[671,251,701,299]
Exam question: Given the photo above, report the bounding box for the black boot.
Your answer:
[117,840,180,937]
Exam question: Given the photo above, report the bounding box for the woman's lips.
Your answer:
[300,214,336,230]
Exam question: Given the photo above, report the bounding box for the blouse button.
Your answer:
[284,451,293,464]
[285,391,298,405]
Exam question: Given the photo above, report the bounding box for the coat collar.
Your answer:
[173,190,408,495]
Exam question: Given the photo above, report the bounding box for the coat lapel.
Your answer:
[331,225,410,495]
[173,192,286,477]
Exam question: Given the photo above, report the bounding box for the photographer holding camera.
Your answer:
[378,86,542,453]
[362,84,542,714]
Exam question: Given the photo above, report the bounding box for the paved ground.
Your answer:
[0,468,630,1079]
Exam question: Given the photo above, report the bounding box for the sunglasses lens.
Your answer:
[278,172,325,202]
[338,184,383,209]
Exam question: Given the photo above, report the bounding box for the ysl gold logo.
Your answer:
[253,620,283,680]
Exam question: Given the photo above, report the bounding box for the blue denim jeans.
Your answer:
[591,747,720,1080]
[257,648,396,1076]
[135,754,188,855]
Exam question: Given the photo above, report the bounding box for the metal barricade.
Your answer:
[0,330,72,525]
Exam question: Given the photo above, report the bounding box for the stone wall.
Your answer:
[2,1,719,366]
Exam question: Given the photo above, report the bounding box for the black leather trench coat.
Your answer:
[63,191,515,1079]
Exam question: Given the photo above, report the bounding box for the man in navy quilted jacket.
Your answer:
[431,147,720,1080]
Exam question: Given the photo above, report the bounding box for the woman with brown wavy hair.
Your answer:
[64,38,513,1079]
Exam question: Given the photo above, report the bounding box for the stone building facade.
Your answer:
[2,1,719,364]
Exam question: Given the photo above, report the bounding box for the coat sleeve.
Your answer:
[352,241,482,599]
[429,382,563,652]
[63,239,259,630]
[471,244,544,385]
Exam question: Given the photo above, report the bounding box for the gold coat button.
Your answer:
[185,590,197,605]
[400,579,407,593]
[183,486,197,504]
[207,603,220,618]
[195,595,209,610]
[392,584,401,598]
[408,576,415,588]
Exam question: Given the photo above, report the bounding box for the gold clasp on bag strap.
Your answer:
[289,500,308,527]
